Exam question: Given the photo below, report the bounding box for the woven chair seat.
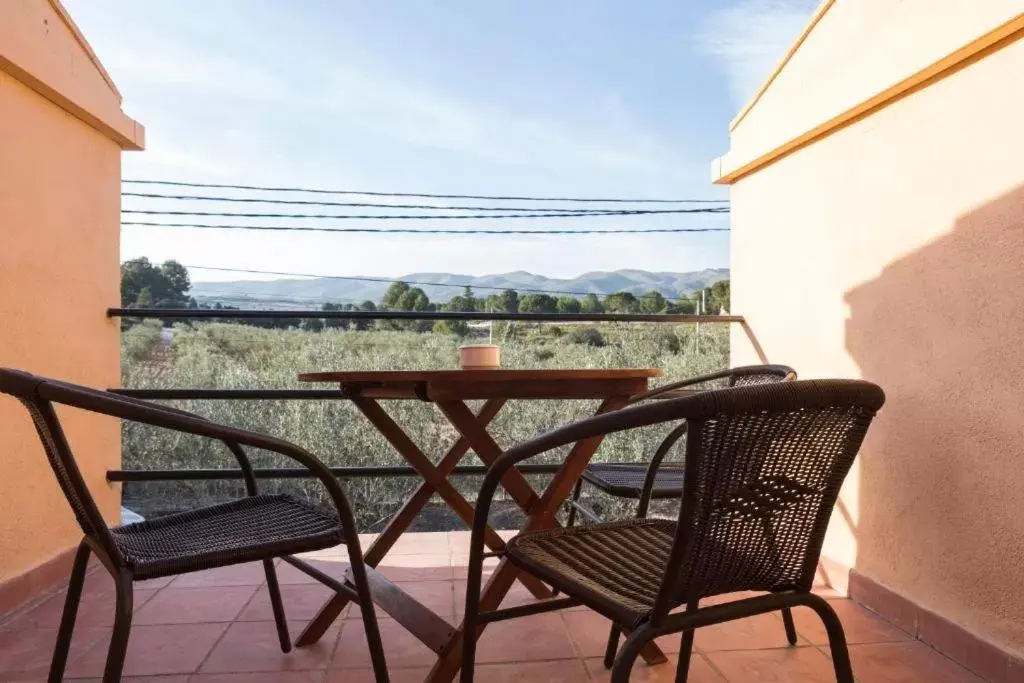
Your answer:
[581,463,685,499]
[110,494,344,579]
[507,519,677,627]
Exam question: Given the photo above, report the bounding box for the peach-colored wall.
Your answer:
[0,1,141,585]
[723,0,1021,176]
[724,27,1024,656]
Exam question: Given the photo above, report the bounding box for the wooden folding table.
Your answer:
[294,369,665,682]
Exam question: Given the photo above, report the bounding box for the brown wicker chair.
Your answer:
[564,364,798,661]
[0,369,389,683]
[568,365,798,526]
[462,379,884,683]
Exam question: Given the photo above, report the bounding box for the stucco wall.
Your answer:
[728,35,1024,655]
[0,1,136,586]
[725,0,1022,173]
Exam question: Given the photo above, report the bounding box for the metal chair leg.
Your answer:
[675,629,695,683]
[803,595,854,683]
[782,607,798,645]
[610,625,657,683]
[566,479,583,529]
[349,560,389,682]
[603,624,621,668]
[48,540,91,683]
[264,558,291,652]
[103,571,133,683]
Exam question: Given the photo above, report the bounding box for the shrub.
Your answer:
[566,327,606,347]
[121,320,163,362]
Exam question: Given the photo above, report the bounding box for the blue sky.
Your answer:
[65,0,817,282]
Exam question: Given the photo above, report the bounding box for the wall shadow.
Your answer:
[844,183,1024,648]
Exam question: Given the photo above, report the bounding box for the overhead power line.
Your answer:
[122,192,726,213]
[120,207,727,220]
[122,179,728,204]
[121,221,730,235]
[183,265,606,298]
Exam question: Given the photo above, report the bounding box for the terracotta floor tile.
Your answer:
[453,578,542,617]
[561,610,680,657]
[200,620,339,673]
[475,613,577,663]
[134,575,177,589]
[331,618,436,670]
[472,659,591,682]
[375,554,453,582]
[169,562,268,588]
[325,667,430,682]
[811,583,846,600]
[0,624,108,678]
[698,591,767,607]
[239,583,339,622]
[134,586,256,625]
[295,544,348,561]
[450,553,499,580]
[707,646,839,682]
[17,584,158,629]
[387,532,450,555]
[191,672,325,682]
[586,653,726,682]
[274,557,350,585]
[789,600,911,646]
[450,531,518,556]
[844,641,986,683]
[65,622,229,677]
[695,612,805,652]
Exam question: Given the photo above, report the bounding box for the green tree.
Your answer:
[300,317,324,332]
[353,300,377,331]
[639,291,667,314]
[604,291,639,313]
[497,289,519,313]
[382,281,411,309]
[555,296,581,314]
[158,261,191,305]
[134,286,153,307]
[120,257,191,307]
[709,279,731,313]
[580,293,604,314]
[518,293,558,313]
[321,302,350,330]
[666,297,696,314]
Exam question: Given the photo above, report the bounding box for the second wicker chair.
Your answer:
[462,379,884,683]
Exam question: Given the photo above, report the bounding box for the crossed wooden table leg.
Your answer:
[425,395,666,682]
[295,396,550,649]
[295,388,667,681]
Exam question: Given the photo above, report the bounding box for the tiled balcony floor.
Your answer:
[0,532,986,682]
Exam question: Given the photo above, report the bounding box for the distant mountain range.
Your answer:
[192,268,730,307]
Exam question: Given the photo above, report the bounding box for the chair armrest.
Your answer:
[38,380,359,532]
[628,368,737,404]
[636,421,689,517]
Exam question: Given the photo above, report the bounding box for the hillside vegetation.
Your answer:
[121,321,730,527]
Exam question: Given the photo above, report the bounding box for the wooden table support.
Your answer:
[295,369,666,679]
[296,398,548,648]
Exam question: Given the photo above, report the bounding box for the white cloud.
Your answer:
[697,0,819,107]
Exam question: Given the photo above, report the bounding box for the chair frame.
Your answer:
[567,364,798,525]
[0,369,389,683]
[564,365,799,661]
[461,379,883,683]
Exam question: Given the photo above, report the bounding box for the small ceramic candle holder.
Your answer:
[459,344,500,370]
